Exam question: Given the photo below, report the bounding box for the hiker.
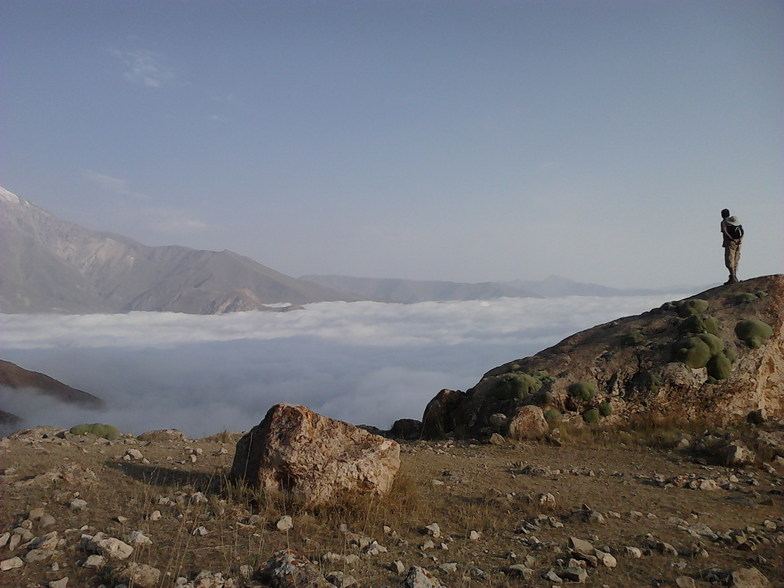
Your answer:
[720,208,743,284]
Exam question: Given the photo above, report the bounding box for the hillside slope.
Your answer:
[0,359,102,425]
[423,275,783,437]
[0,187,355,314]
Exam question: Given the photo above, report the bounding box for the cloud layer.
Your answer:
[0,295,677,437]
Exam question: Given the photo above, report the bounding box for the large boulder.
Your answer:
[507,405,549,440]
[421,389,467,439]
[230,404,400,507]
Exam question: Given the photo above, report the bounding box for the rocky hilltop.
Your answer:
[0,187,354,314]
[423,275,783,439]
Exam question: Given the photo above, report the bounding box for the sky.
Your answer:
[1,1,782,289]
[0,294,679,437]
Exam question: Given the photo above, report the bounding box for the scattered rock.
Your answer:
[259,549,334,587]
[114,562,161,588]
[401,566,446,588]
[276,515,294,532]
[0,556,23,571]
[729,567,772,587]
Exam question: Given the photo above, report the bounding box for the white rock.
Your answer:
[49,577,69,588]
[425,523,441,538]
[0,556,23,571]
[124,449,144,461]
[469,530,481,541]
[625,546,642,558]
[83,554,106,568]
[128,530,152,546]
[594,549,617,568]
[276,515,294,532]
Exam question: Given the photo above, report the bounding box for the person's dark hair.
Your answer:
[721,209,730,218]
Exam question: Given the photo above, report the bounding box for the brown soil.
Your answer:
[1,425,782,587]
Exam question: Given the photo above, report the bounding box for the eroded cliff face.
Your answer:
[426,275,783,436]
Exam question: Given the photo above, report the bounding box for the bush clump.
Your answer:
[568,382,596,402]
[673,336,712,369]
[69,423,120,440]
[543,409,562,425]
[582,409,601,424]
[733,293,759,305]
[598,400,613,417]
[679,314,719,335]
[493,371,548,401]
[674,299,709,318]
[632,370,661,393]
[697,333,724,355]
[706,353,732,380]
[734,319,773,349]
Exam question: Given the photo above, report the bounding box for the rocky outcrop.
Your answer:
[422,275,784,436]
[230,404,400,506]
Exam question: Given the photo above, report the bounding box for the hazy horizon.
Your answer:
[2,1,782,290]
[1,294,682,437]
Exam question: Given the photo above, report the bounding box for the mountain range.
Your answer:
[0,187,354,314]
[0,186,690,314]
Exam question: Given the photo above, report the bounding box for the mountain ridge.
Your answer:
[0,187,356,314]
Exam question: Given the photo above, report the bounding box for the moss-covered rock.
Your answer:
[567,382,596,402]
[673,336,712,369]
[706,353,732,380]
[582,409,600,424]
[543,409,562,425]
[679,314,719,335]
[732,293,759,305]
[674,299,709,317]
[734,319,774,349]
[697,333,724,356]
[69,423,120,440]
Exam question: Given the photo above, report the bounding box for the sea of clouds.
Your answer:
[0,295,680,437]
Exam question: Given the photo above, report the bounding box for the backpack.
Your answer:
[727,224,744,240]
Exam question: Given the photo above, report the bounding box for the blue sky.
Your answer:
[2,1,782,288]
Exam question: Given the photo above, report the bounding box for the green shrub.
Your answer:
[539,389,553,406]
[697,333,724,355]
[756,291,768,299]
[734,319,773,349]
[673,337,711,368]
[568,382,596,402]
[543,409,562,425]
[675,299,709,318]
[623,330,647,346]
[724,345,738,363]
[69,423,120,440]
[733,293,759,305]
[582,409,600,424]
[598,400,613,417]
[493,372,544,401]
[679,315,719,335]
[706,353,732,380]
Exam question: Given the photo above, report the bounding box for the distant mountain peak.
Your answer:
[0,185,22,204]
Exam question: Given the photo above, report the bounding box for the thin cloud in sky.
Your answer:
[83,170,149,201]
[141,207,210,234]
[113,48,176,88]
[0,295,679,437]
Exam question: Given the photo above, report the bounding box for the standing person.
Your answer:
[720,208,743,284]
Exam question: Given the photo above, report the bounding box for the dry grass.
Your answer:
[1,424,782,587]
